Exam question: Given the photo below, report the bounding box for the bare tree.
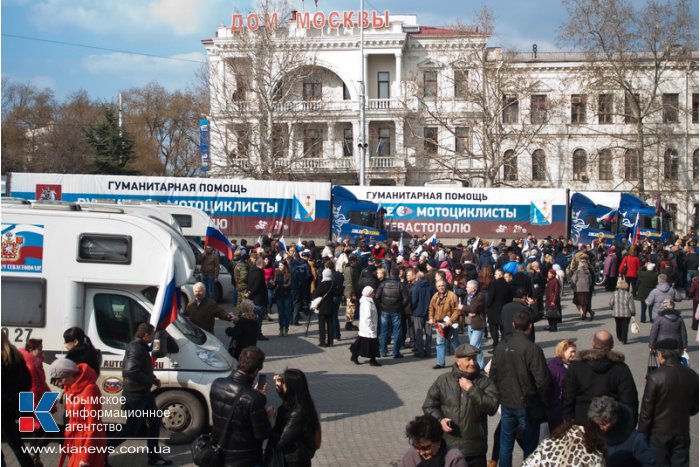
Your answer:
[400,8,565,187]
[559,0,697,196]
[205,0,325,180]
[123,82,204,176]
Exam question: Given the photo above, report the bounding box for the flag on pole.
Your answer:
[596,209,617,223]
[205,225,234,260]
[632,213,641,246]
[426,232,437,246]
[279,235,288,252]
[398,232,404,255]
[151,242,181,331]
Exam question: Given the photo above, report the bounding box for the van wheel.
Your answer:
[215,282,223,302]
[156,390,206,445]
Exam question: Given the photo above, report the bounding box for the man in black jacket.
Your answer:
[210,346,272,467]
[248,257,269,340]
[500,287,537,342]
[490,311,550,467]
[638,338,699,467]
[486,269,512,348]
[376,268,409,359]
[562,330,638,426]
[120,323,172,466]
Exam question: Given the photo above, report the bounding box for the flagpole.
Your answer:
[359,0,367,186]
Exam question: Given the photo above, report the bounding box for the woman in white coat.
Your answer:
[350,286,381,366]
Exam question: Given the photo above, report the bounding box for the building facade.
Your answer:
[202,10,698,233]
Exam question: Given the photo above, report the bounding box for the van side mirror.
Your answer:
[152,330,179,358]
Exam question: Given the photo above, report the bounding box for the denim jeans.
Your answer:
[380,312,403,357]
[202,274,216,300]
[253,305,265,337]
[468,326,485,368]
[435,326,459,367]
[499,406,539,467]
[276,296,292,330]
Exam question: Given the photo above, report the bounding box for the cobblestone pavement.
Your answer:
[4,287,698,466]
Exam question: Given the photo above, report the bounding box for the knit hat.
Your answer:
[322,268,333,282]
[49,358,78,380]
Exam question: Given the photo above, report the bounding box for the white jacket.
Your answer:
[358,296,378,338]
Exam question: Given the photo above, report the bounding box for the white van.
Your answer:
[1,201,234,444]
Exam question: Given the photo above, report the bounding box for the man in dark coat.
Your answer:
[247,257,269,340]
[343,255,361,331]
[376,268,409,358]
[210,346,272,467]
[184,282,233,333]
[412,271,435,358]
[638,338,699,467]
[423,344,499,463]
[486,269,512,348]
[490,311,550,467]
[500,287,537,342]
[562,330,639,426]
[290,251,312,326]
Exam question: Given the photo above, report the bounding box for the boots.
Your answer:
[369,358,381,367]
[351,354,360,365]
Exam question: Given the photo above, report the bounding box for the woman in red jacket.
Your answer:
[19,339,54,466]
[619,247,642,295]
[50,358,106,467]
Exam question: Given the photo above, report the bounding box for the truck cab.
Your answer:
[1,201,233,444]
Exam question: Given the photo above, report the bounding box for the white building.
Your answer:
[202,10,698,233]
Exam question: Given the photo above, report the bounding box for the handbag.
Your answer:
[263,442,285,467]
[192,393,241,466]
[630,317,640,335]
[310,287,332,314]
[647,350,659,374]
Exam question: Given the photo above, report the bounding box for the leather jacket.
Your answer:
[270,404,318,463]
[375,277,408,313]
[210,371,271,466]
[122,338,154,396]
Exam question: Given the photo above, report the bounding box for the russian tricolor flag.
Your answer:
[205,225,234,260]
[152,243,182,331]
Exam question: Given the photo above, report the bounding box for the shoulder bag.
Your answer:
[192,393,241,466]
[310,287,332,314]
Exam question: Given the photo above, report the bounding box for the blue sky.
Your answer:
[2,0,696,102]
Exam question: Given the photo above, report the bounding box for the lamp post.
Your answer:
[358,0,366,186]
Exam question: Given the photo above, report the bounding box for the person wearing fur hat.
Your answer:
[50,358,107,467]
[350,286,381,366]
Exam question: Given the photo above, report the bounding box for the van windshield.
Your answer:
[142,287,206,345]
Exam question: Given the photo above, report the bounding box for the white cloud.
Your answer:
[30,75,58,91]
[28,0,233,38]
[82,51,205,90]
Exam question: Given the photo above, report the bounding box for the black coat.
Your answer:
[486,278,512,324]
[225,318,258,360]
[375,277,408,313]
[66,342,101,376]
[1,349,31,423]
[638,359,699,437]
[312,280,335,316]
[247,266,269,306]
[500,300,536,342]
[270,404,318,463]
[210,371,272,466]
[122,338,154,396]
[490,330,550,410]
[562,348,639,426]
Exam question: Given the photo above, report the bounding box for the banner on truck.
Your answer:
[10,173,331,238]
[1,224,44,273]
[341,186,567,239]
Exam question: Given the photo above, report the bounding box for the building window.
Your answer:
[662,93,679,123]
[667,203,678,232]
[272,124,288,159]
[571,95,587,124]
[378,72,390,99]
[303,128,322,158]
[423,71,437,98]
[624,149,639,180]
[424,127,438,154]
[343,83,351,100]
[598,149,613,180]
[343,128,353,157]
[530,94,547,124]
[502,95,519,124]
[235,125,250,158]
[532,149,546,181]
[624,92,640,124]
[573,149,587,181]
[377,128,391,156]
[232,75,248,101]
[694,149,698,181]
[664,148,679,179]
[454,69,468,99]
[598,94,613,124]
[503,150,518,181]
[455,127,470,154]
[303,80,322,101]
[693,93,698,124]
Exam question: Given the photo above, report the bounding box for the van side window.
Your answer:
[94,293,150,350]
[78,234,132,264]
[0,278,45,326]
[171,214,192,228]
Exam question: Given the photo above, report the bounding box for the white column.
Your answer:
[394,53,402,92]
[327,123,336,159]
[352,121,361,165]
[394,119,404,159]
